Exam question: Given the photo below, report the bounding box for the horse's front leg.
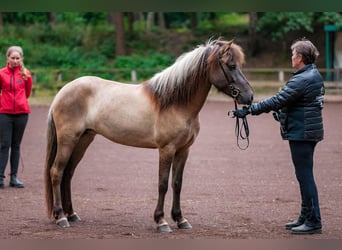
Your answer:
[171,148,192,230]
[154,147,174,233]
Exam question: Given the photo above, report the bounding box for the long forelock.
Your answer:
[231,43,245,66]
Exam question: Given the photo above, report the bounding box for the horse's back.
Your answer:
[51,76,143,111]
[53,76,119,101]
[50,76,159,147]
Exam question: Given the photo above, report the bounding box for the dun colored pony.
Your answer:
[45,39,254,233]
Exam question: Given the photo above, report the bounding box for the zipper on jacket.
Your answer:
[10,68,16,112]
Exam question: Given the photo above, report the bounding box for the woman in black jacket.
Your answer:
[234,38,324,234]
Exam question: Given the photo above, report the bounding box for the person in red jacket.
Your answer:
[0,45,32,188]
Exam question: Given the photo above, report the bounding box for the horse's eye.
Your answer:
[228,65,236,70]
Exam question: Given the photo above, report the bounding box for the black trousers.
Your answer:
[0,114,28,178]
[289,140,321,227]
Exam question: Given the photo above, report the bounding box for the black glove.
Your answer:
[233,106,250,118]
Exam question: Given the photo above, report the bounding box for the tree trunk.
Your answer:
[189,13,197,33]
[248,12,259,56]
[146,12,154,32]
[48,12,56,25]
[109,12,126,56]
[157,12,165,29]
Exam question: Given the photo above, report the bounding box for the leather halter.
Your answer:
[219,61,250,150]
[218,61,240,99]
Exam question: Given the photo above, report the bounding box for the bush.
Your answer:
[112,52,174,81]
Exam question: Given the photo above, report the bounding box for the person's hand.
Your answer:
[232,106,250,118]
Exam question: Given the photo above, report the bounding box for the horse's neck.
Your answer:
[185,82,212,117]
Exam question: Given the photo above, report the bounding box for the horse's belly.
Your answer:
[96,120,157,148]
[107,132,157,148]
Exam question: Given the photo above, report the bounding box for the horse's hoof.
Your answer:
[56,217,70,228]
[157,224,173,233]
[177,219,192,229]
[68,212,81,222]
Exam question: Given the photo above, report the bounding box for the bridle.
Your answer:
[219,60,250,150]
[218,61,240,99]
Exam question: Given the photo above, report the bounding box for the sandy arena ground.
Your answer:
[0,98,341,239]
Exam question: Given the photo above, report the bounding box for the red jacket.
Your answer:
[0,64,32,114]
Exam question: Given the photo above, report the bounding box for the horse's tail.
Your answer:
[44,109,57,218]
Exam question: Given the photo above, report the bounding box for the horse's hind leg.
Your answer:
[62,131,95,223]
[171,148,192,230]
[50,142,76,228]
[51,131,95,228]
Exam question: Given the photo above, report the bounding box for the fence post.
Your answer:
[131,70,137,83]
[57,71,62,82]
[278,70,284,82]
[31,73,37,97]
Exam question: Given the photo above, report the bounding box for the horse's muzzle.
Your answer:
[238,92,253,105]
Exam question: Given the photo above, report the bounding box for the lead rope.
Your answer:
[229,100,250,150]
[218,61,250,149]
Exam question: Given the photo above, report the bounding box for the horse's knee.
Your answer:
[173,180,182,193]
[158,176,169,192]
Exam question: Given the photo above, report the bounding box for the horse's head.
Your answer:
[208,39,254,105]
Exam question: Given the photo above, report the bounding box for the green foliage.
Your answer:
[0,23,114,69]
[315,12,342,27]
[257,12,314,40]
[0,11,340,93]
[215,12,249,26]
[196,13,248,31]
[2,12,49,24]
[112,53,174,81]
[257,12,342,41]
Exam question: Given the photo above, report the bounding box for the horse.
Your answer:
[44,38,254,233]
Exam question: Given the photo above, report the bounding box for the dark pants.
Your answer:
[0,114,28,178]
[289,140,321,227]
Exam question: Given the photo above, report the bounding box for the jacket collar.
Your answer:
[6,64,20,73]
[292,64,315,75]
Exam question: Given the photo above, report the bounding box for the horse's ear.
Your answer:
[222,41,233,55]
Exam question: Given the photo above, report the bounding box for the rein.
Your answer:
[229,100,250,150]
[218,61,250,150]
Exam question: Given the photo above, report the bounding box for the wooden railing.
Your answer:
[30,68,342,96]
[31,67,342,83]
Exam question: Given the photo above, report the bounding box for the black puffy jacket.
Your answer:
[250,64,324,141]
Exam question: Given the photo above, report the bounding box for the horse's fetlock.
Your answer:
[154,211,164,223]
[53,208,64,220]
[171,209,182,222]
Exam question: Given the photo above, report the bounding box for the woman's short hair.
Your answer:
[291,38,319,65]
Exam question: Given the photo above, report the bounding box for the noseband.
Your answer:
[219,61,250,150]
